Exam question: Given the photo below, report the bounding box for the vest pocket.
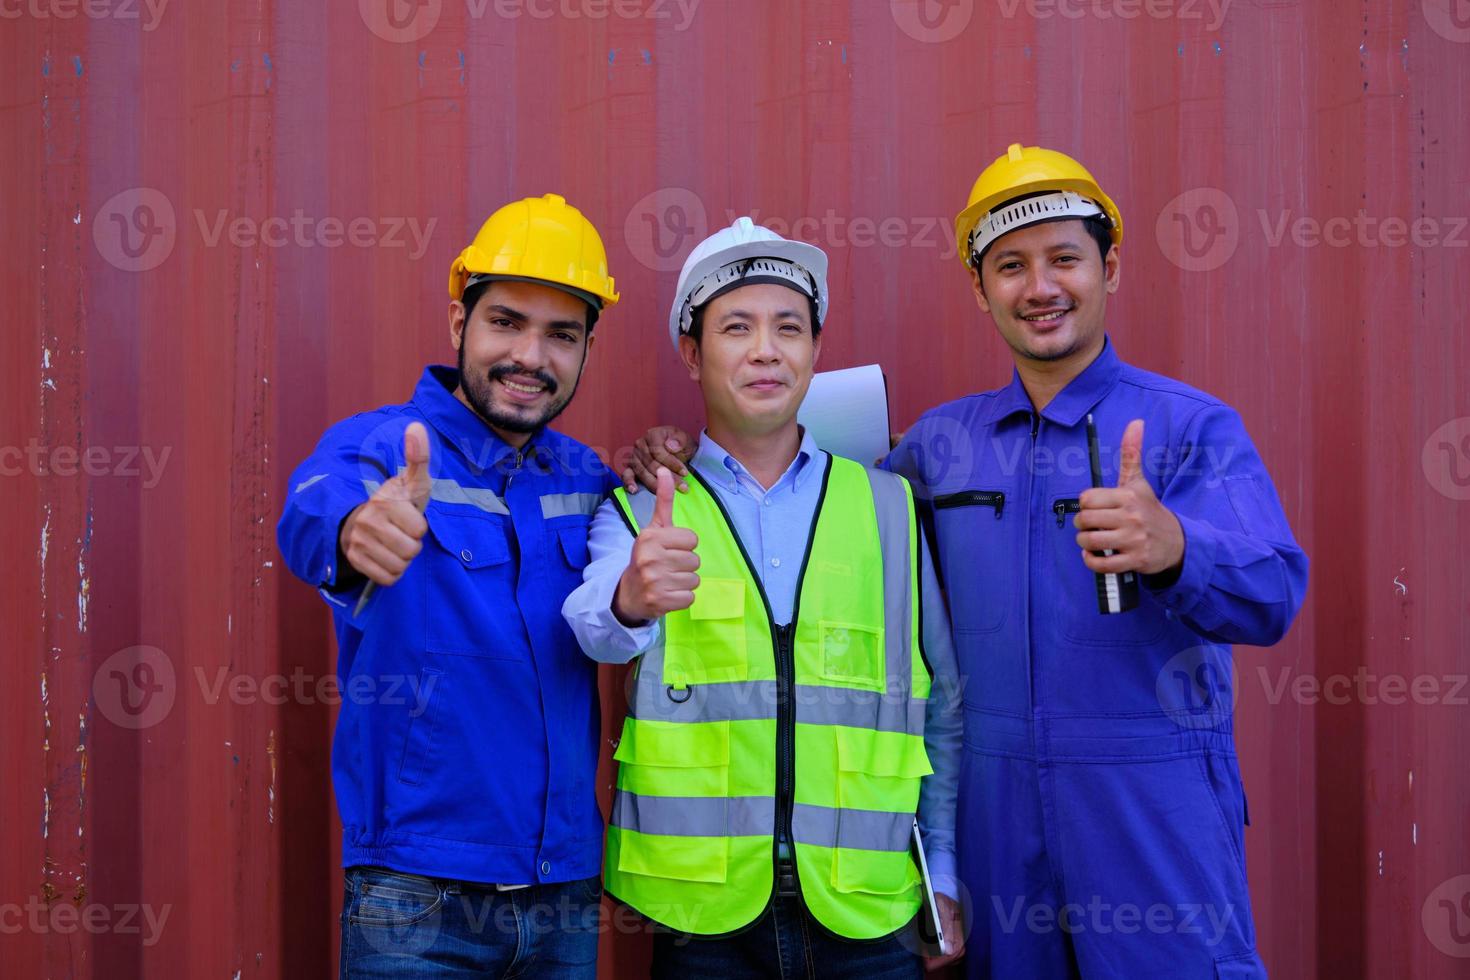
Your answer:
[819,621,886,691]
[613,720,732,884]
[665,577,748,685]
[830,728,930,895]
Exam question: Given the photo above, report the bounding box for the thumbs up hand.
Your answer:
[340,422,434,587]
[1074,419,1185,576]
[613,467,701,625]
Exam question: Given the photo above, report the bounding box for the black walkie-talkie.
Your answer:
[1087,413,1140,614]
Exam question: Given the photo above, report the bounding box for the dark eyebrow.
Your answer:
[485,304,586,334]
[717,308,807,323]
[990,241,1086,264]
[483,304,528,322]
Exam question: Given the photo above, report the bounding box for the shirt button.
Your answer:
[460,549,473,563]
[540,861,551,876]
[763,498,772,507]
[770,557,781,568]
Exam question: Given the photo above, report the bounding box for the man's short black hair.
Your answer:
[461,279,599,334]
[686,294,822,345]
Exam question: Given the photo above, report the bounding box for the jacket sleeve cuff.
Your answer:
[1146,510,1217,617]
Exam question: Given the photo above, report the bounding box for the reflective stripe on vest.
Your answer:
[604,453,930,940]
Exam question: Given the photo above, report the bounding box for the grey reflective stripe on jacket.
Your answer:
[363,471,509,516]
[540,491,602,520]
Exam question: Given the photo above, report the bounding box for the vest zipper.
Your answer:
[773,621,798,894]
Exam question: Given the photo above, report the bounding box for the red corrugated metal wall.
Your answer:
[5,1,1467,976]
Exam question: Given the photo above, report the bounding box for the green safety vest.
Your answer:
[605,453,933,940]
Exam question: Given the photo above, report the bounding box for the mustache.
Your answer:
[487,363,557,395]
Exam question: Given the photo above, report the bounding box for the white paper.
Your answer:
[797,363,890,465]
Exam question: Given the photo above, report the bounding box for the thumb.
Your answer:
[402,422,432,508]
[649,467,675,529]
[1116,419,1145,487]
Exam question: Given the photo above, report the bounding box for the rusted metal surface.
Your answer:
[4,1,1466,976]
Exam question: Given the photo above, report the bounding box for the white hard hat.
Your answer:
[667,217,829,351]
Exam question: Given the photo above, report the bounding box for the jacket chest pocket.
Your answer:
[423,509,518,657]
[934,489,1009,634]
[1049,493,1168,647]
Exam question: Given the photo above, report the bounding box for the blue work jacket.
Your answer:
[277,366,615,885]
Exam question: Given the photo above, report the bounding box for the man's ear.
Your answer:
[449,300,467,350]
[811,329,822,369]
[968,264,992,314]
[677,333,701,382]
[1104,244,1122,294]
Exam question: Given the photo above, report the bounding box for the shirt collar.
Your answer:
[692,426,821,492]
[411,365,545,474]
[1039,335,1123,428]
[978,335,1123,429]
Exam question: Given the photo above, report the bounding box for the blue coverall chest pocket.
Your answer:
[422,509,518,657]
[934,489,1008,633]
[1051,492,1169,647]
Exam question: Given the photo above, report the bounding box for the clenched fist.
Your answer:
[612,467,701,625]
[340,422,432,587]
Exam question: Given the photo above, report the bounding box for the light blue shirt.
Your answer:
[562,429,963,900]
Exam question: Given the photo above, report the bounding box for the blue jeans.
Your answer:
[340,866,602,979]
[650,896,922,980]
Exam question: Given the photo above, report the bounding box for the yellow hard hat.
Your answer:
[954,144,1122,268]
[449,193,620,308]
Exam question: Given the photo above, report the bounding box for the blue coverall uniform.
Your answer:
[277,366,615,885]
[884,338,1308,978]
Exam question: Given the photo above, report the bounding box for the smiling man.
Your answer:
[563,218,964,977]
[882,144,1308,978]
[277,194,620,979]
